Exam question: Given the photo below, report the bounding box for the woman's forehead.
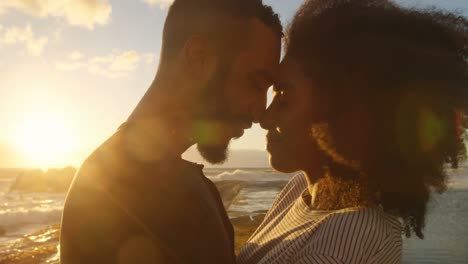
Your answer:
[275,57,313,87]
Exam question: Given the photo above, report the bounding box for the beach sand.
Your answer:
[0,225,61,264]
[232,214,265,255]
[3,190,468,264]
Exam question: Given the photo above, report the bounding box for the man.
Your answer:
[60,0,282,263]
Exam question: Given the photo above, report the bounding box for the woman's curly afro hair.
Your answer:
[285,0,468,238]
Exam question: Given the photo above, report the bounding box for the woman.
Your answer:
[237,0,468,263]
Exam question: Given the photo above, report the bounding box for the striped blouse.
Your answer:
[237,173,402,264]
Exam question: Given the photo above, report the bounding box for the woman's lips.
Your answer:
[266,133,283,151]
[266,141,283,153]
[266,137,282,144]
[266,130,283,142]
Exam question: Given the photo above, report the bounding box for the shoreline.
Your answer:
[0,213,266,264]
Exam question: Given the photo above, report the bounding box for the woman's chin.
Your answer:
[269,153,300,173]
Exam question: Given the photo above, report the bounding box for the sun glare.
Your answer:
[13,112,77,168]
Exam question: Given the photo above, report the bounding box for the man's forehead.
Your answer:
[239,52,279,86]
[244,18,281,61]
[228,18,281,81]
[251,69,275,84]
[247,17,281,40]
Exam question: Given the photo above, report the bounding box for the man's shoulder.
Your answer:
[62,134,233,263]
[77,127,202,181]
[66,130,208,218]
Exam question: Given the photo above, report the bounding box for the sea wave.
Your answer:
[207,169,294,182]
[0,192,65,236]
[447,170,468,190]
[229,188,281,216]
[0,205,63,228]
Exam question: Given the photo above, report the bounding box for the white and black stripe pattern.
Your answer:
[237,174,403,264]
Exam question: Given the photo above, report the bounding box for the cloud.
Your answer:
[68,50,84,60]
[89,51,141,78]
[55,61,85,71]
[0,24,48,56]
[142,0,173,9]
[0,0,112,29]
[108,50,140,72]
[55,50,157,78]
[143,53,157,65]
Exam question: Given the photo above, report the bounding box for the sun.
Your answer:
[13,111,77,168]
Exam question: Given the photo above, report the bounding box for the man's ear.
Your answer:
[183,35,218,85]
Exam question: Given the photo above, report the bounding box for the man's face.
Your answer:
[196,18,281,164]
[260,57,328,173]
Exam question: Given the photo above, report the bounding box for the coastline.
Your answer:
[2,168,468,263]
[0,213,266,264]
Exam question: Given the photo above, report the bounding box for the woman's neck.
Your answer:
[304,166,376,210]
[303,166,325,208]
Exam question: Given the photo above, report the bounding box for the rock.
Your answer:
[9,167,76,193]
[232,213,266,254]
[214,181,244,208]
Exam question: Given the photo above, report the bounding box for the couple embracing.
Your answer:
[60,0,468,263]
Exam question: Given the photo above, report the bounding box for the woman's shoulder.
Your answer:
[281,173,309,197]
[270,173,308,208]
[257,173,308,224]
[297,207,402,263]
[328,207,402,233]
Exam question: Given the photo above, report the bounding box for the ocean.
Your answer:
[1,167,468,263]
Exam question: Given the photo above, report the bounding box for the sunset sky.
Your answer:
[1,0,467,168]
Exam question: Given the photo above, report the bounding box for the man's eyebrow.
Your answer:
[273,81,291,92]
[272,85,281,93]
[252,70,274,84]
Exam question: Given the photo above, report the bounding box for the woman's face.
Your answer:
[260,57,328,173]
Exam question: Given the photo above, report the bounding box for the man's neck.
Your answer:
[127,78,196,159]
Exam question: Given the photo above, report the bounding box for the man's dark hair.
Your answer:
[286,0,468,239]
[160,0,283,63]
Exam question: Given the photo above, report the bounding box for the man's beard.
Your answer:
[197,144,229,164]
[195,60,236,164]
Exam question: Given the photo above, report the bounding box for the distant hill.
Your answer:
[8,167,76,192]
[183,147,270,168]
[0,148,271,192]
[0,168,24,178]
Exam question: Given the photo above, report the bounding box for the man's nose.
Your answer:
[251,106,266,124]
[251,92,268,123]
[259,105,274,130]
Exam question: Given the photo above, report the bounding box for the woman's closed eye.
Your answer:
[273,87,289,107]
